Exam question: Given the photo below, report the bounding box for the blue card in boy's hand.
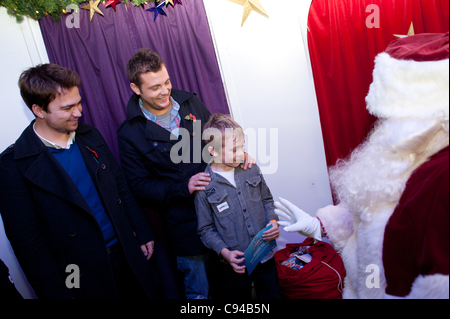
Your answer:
[244,224,277,275]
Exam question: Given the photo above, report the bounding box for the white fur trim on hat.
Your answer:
[366,52,449,119]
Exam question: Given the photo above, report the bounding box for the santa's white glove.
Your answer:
[274,197,322,242]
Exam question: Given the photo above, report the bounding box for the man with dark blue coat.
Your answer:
[118,49,214,299]
[0,64,159,299]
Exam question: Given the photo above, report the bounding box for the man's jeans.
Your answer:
[177,253,210,299]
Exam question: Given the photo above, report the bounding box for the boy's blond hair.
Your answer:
[203,114,245,151]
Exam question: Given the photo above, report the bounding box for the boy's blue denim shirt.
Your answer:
[195,163,277,258]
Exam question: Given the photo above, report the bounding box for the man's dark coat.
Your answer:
[0,122,158,299]
[117,89,212,256]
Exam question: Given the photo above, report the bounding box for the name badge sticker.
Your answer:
[217,202,229,213]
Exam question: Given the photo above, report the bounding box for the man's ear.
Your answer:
[130,83,141,96]
[32,104,45,119]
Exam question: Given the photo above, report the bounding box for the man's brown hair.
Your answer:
[126,48,165,90]
[18,63,81,113]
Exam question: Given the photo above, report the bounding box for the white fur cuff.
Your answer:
[386,274,449,299]
[316,204,354,251]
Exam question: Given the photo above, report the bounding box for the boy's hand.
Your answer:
[240,153,256,170]
[262,220,280,241]
[188,172,211,194]
[221,248,246,274]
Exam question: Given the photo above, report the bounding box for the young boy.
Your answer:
[195,114,281,299]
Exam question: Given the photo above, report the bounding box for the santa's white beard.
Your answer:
[329,117,449,225]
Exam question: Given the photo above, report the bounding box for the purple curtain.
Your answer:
[39,1,229,161]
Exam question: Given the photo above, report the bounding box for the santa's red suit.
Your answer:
[383,146,448,297]
[277,32,449,299]
[317,32,449,299]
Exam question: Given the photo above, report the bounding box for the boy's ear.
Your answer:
[208,146,218,157]
[130,83,141,96]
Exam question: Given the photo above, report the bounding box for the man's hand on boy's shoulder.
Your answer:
[188,172,211,194]
[240,153,256,170]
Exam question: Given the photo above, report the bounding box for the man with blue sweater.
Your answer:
[0,64,159,299]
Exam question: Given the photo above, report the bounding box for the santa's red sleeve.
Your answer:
[383,147,449,298]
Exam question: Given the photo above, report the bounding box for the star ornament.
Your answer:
[147,1,167,21]
[228,0,269,27]
[106,0,122,12]
[81,0,104,21]
[394,22,415,38]
[166,0,183,6]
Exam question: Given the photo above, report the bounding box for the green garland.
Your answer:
[0,0,156,22]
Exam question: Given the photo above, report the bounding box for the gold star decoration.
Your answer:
[394,22,415,38]
[81,0,104,21]
[228,0,269,27]
[166,0,174,6]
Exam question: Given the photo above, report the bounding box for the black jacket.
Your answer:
[117,89,212,256]
[0,259,23,299]
[0,122,158,299]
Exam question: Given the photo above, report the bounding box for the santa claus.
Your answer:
[275,32,449,299]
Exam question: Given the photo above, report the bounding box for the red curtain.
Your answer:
[308,0,449,167]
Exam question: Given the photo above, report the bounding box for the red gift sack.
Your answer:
[275,238,346,299]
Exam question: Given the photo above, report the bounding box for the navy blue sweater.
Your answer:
[49,142,118,247]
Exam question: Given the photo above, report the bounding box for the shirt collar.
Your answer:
[139,97,180,122]
[33,123,76,149]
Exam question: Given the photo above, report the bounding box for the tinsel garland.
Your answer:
[0,0,155,22]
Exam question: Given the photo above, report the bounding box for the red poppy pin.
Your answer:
[86,146,99,163]
[185,113,197,123]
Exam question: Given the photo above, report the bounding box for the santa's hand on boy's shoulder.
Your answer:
[274,197,322,241]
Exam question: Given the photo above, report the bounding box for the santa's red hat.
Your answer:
[366,32,449,119]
